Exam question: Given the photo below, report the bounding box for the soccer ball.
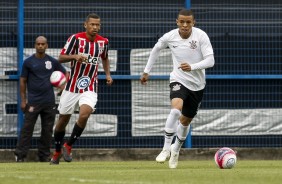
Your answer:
[50,71,66,87]
[214,147,237,169]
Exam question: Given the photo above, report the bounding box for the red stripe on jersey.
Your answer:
[90,42,94,56]
[79,39,85,54]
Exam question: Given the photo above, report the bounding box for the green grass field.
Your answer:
[1,160,282,184]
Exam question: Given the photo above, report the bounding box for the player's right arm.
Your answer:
[59,34,87,63]
[140,39,167,85]
[58,54,87,63]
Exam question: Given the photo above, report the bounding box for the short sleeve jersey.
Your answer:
[60,32,109,93]
[21,54,66,104]
[156,27,213,91]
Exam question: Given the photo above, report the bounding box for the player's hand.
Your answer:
[106,76,113,86]
[178,63,191,72]
[20,101,27,112]
[56,84,65,96]
[57,89,63,96]
[140,73,149,85]
[75,55,88,63]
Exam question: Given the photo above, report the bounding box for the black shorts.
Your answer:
[169,82,204,118]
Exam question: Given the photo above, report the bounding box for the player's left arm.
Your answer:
[189,54,214,71]
[102,56,113,85]
[101,40,113,85]
[190,32,215,71]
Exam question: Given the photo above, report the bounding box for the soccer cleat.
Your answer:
[156,149,170,163]
[50,151,62,165]
[15,155,24,162]
[62,142,73,162]
[169,144,179,169]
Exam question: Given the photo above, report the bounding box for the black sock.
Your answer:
[176,136,185,145]
[67,123,84,146]
[54,130,65,152]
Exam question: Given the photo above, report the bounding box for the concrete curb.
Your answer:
[2,148,282,162]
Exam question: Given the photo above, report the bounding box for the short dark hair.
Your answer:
[35,36,47,44]
[178,9,194,18]
[86,13,100,22]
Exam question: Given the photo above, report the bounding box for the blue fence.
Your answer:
[0,0,281,149]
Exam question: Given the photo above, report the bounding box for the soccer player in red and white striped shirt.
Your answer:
[50,13,113,164]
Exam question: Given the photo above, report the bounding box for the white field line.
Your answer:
[0,175,165,184]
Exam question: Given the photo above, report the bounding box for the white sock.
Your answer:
[163,109,181,150]
[172,124,190,152]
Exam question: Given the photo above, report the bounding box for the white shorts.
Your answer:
[58,90,98,114]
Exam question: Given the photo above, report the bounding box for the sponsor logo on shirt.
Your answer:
[79,53,100,65]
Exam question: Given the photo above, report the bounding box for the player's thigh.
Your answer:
[79,91,98,112]
[170,82,187,110]
[58,90,79,114]
[182,89,204,118]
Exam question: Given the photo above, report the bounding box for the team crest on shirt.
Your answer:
[172,84,181,91]
[76,76,90,89]
[45,61,52,69]
[189,40,197,49]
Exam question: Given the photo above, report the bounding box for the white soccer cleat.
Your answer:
[156,149,170,163]
[169,144,179,169]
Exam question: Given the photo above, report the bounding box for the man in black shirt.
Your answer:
[14,36,67,162]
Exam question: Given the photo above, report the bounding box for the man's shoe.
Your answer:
[169,144,179,169]
[15,155,24,162]
[62,143,72,162]
[50,151,61,165]
[156,149,170,163]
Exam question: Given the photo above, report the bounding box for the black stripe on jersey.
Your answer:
[75,64,86,93]
[94,42,99,57]
[66,36,76,54]
[104,44,109,58]
[84,42,89,54]
[74,40,79,54]
[89,64,96,78]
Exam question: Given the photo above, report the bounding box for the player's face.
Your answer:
[176,15,195,39]
[85,18,101,38]
[35,39,48,54]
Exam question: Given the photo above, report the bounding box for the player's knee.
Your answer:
[180,116,192,126]
[79,113,91,122]
[170,108,181,119]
